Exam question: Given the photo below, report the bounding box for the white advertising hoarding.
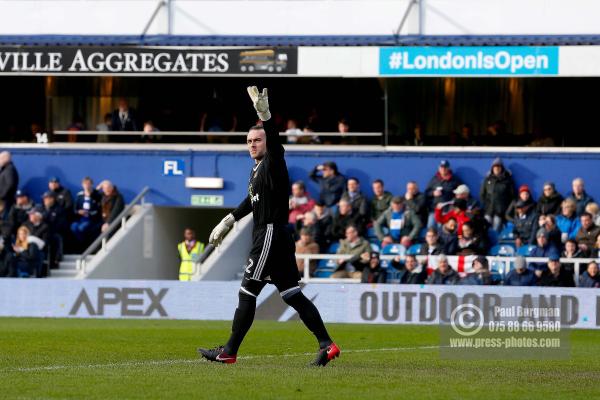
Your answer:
[0,279,598,329]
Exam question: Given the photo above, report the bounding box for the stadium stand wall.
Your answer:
[7,147,600,208]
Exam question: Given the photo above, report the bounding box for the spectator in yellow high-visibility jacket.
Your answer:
[177,228,204,281]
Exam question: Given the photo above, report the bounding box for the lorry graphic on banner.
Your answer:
[239,49,288,73]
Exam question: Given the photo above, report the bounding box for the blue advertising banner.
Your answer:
[380,46,559,76]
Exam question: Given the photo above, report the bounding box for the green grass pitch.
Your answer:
[1,318,599,399]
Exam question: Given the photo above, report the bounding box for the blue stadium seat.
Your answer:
[366,226,377,239]
[499,222,515,243]
[313,258,337,278]
[381,243,406,255]
[418,227,428,241]
[517,245,537,257]
[407,244,422,255]
[489,244,516,257]
[327,242,340,254]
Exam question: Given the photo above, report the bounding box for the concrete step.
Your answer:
[61,254,82,261]
[58,261,78,270]
[48,269,80,279]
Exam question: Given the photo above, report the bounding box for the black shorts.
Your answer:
[240,224,299,297]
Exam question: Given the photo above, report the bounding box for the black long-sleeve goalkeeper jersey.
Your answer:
[231,118,290,227]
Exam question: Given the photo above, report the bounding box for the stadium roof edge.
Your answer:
[2,34,600,47]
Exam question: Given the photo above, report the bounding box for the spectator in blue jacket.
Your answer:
[70,177,102,248]
[556,198,581,244]
[580,262,600,288]
[567,178,594,217]
[309,161,346,208]
[504,256,536,286]
[529,229,559,272]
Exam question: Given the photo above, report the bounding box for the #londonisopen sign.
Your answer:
[380,46,559,76]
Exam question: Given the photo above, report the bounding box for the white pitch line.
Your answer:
[3,345,442,373]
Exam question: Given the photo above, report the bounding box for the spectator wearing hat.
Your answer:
[48,177,73,217]
[340,177,369,227]
[460,255,493,285]
[328,198,363,242]
[575,212,600,256]
[567,178,594,217]
[537,254,575,287]
[556,198,581,243]
[505,184,536,224]
[504,256,536,286]
[288,181,316,225]
[404,181,427,226]
[434,198,470,236]
[453,184,481,214]
[456,221,485,256]
[512,199,539,247]
[427,254,459,285]
[7,190,35,237]
[309,161,346,208]
[42,191,68,271]
[536,182,563,216]
[420,228,444,256]
[23,207,49,245]
[580,262,600,288]
[71,176,102,248]
[331,225,371,279]
[370,179,392,222]
[561,239,584,275]
[480,157,515,231]
[529,229,559,272]
[98,180,125,233]
[295,228,320,277]
[438,218,459,255]
[390,254,427,284]
[425,160,462,227]
[0,151,19,214]
[374,196,422,248]
[361,251,387,284]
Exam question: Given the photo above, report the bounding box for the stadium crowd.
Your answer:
[291,159,600,288]
[0,151,124,278]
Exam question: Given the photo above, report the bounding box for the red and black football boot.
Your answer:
[310,342,341,367]
[197,345,237,364]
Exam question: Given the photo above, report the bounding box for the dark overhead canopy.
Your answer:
[1,34,599,47]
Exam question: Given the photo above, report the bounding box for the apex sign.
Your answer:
[69,287,168,317]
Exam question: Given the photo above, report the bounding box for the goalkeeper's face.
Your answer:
[247,128,267,161]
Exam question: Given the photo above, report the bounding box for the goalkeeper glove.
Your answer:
[247,86,271,121]
[209,213,235,247]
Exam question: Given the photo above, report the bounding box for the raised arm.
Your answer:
[247,86,283,156]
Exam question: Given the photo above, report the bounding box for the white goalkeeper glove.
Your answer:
[209,213,235,247]
[247,86,271,121]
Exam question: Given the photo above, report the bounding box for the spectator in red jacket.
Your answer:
[288,181,316,225]
[434,198,470,235]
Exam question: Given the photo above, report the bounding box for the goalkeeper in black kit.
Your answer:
[198,86,340,366]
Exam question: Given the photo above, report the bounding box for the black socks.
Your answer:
[283,291,333,349]
[224,292,256,355]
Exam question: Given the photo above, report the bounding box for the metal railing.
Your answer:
[76,186,150,274]
[53,130,382,138]
[294,254,596,286]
